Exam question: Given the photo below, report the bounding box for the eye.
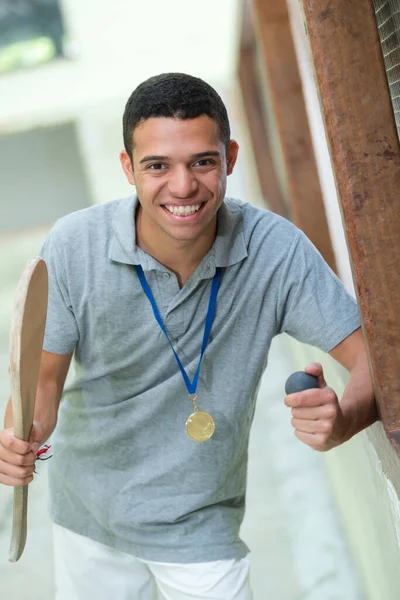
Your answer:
[194,159,214,168]
[147,163,166,170]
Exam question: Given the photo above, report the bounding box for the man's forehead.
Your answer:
[132,115,221,147]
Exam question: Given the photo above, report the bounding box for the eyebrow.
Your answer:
[139,151,221,164]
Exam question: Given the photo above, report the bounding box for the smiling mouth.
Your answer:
[162,203,204,217]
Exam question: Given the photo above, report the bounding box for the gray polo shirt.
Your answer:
[40,195,360,563]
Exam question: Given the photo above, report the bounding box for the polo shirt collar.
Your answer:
[109,195,248,271]
[213,200,248,267]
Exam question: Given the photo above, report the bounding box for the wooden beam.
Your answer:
[241,0,255,50]
[237,0,287,217]
[238,46,288,218]
[251,0,337,274]
[301,0,400,451]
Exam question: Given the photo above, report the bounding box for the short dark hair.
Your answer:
[122,73,231,160]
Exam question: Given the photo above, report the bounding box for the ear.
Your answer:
[120,150,136,185]
[226,140,239,175]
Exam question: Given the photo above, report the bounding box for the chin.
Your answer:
[168,230,202,243]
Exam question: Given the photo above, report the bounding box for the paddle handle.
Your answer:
[8,382,31,563]
[285,371,319,394]
[8,486,28,562]
[8,400,31,562]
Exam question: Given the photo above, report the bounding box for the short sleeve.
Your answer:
[277,230,361,352]
[40,230,79,354]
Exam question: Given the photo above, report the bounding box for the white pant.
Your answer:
[53,524,253,600]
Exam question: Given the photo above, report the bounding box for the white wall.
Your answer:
[0,123,90,232]
[0,0,240,134]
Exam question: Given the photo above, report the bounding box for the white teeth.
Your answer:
[164,204,202,216]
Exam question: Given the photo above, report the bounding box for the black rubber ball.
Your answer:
[285,371,318,395]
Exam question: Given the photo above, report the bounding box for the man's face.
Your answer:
[120,115,239,244]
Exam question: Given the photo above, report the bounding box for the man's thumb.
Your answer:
[304,362,327,388]
[29,421,45,447]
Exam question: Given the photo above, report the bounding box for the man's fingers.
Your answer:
[285,387,336,408]
[0,429,32,455]
[0,471,34,487]
[0,459,36,480]
[291,404,337,421]
[291,417,333,435]
[293,430,327,451]
[0,445,36,466]
[0,427,41,488]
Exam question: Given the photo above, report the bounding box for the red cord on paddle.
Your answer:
[36,445,52,460]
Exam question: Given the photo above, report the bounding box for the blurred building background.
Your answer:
[1,1,400,599]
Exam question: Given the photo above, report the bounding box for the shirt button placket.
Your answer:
[161,271,183,338]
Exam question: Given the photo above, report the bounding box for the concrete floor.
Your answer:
[0,227,364,599]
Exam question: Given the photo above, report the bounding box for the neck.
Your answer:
[136,207,216,287]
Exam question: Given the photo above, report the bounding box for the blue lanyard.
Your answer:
[135,266,221,395]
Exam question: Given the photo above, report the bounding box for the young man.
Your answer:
[0,73,377,599]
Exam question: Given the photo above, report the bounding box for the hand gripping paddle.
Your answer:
[8,258,48,562]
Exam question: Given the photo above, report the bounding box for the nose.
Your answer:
[168,166,198,198]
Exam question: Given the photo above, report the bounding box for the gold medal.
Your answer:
[186,395,215,442]
[186,411,215,442]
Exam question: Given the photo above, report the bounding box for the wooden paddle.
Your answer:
[8,257,48,563]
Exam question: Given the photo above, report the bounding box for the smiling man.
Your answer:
[0,73,377,600]
[119,92,239,287]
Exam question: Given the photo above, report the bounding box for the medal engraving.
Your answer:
[186,411,215,442]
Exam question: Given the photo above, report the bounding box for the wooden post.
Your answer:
[238,45,288,218]
[251,0,337,274]
[238,0,287,218]
[301,0,400,451]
